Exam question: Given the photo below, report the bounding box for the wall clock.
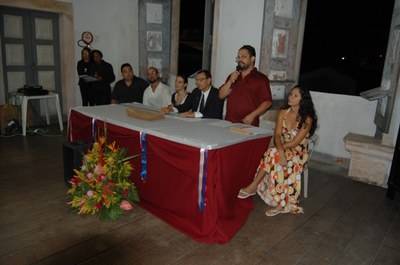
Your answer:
[81,31,93,44]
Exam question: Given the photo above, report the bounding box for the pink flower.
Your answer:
[99,175,106,182]
[86,190,94,198]
[86,172,93,179]
[94,164,105,175]
[120,200,133,211]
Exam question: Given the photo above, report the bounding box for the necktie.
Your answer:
[199,93,205,113]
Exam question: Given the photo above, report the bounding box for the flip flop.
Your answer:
[265,208,285,217]
[237,189,256,199]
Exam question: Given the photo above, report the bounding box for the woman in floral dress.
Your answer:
[237,85,318,216]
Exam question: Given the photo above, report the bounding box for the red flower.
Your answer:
[67,134,139,221]
[70,177,82,187]
[94,201,103,209]
[103,185,114,195]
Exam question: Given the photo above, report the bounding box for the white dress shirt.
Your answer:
[194,87,211,118]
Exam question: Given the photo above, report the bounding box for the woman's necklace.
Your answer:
[176,92,187,104]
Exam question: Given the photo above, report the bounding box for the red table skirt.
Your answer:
[68,109,271,244]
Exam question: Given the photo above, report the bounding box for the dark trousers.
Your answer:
[79,84,91,106]
[91,82,111,105]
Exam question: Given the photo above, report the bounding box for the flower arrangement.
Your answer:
[67,136,140,221]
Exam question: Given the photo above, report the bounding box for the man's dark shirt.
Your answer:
[111,77,149,103]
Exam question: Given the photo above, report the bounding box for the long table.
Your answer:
[67,103,272,244]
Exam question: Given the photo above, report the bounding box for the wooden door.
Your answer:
[259,0,308,105]
[138,0,171,83]
[387,123,400,199]
[374,0,400,134]
[0,6,61,105]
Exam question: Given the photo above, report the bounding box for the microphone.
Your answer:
[231,65,241,86]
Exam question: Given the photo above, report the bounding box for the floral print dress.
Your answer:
[257,108,309,214]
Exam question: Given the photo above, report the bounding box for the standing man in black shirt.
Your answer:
[90,50,115,105]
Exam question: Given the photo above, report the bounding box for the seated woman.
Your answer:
[237,85,318,217]
[160,74,192,114]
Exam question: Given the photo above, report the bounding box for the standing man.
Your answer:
[181,69,224,119]
[143,67,171,108]
[90,50,115,105]
[111,63,149,104]
[219,45,272,126]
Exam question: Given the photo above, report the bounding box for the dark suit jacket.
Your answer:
[189,86,224,119]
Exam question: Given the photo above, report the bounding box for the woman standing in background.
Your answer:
[76,47,92,106]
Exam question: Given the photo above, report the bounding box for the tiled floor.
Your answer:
[0,132,399,265]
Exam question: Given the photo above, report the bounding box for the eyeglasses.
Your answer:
[235,55,250,62]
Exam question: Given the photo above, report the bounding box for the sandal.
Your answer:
[237,189,256,199]
[265,208,284,217]
[290,208,304,214]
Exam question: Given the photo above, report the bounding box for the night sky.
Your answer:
[300,0,395,95]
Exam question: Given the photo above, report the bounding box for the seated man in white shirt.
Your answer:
[143,67,171,108]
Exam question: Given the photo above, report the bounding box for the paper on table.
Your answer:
[168,116,203,122]
[165,112,180,116]
[79,75,98,82]
[230,123,271,135]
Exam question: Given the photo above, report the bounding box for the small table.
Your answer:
[21,92,64,136]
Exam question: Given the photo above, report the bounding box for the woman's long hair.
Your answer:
[283,85,318,136]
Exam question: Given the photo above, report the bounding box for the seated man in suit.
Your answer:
[180,70,224,119]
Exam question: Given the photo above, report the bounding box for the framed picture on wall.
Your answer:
[147,31,162,52]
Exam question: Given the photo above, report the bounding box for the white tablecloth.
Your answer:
[71,103,273,149]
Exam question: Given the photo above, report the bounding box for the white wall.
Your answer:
[72,0,140,105]
[311,92,377,158]
[213,0,265,87]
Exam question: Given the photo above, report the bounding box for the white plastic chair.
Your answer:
[303,133,319,198]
